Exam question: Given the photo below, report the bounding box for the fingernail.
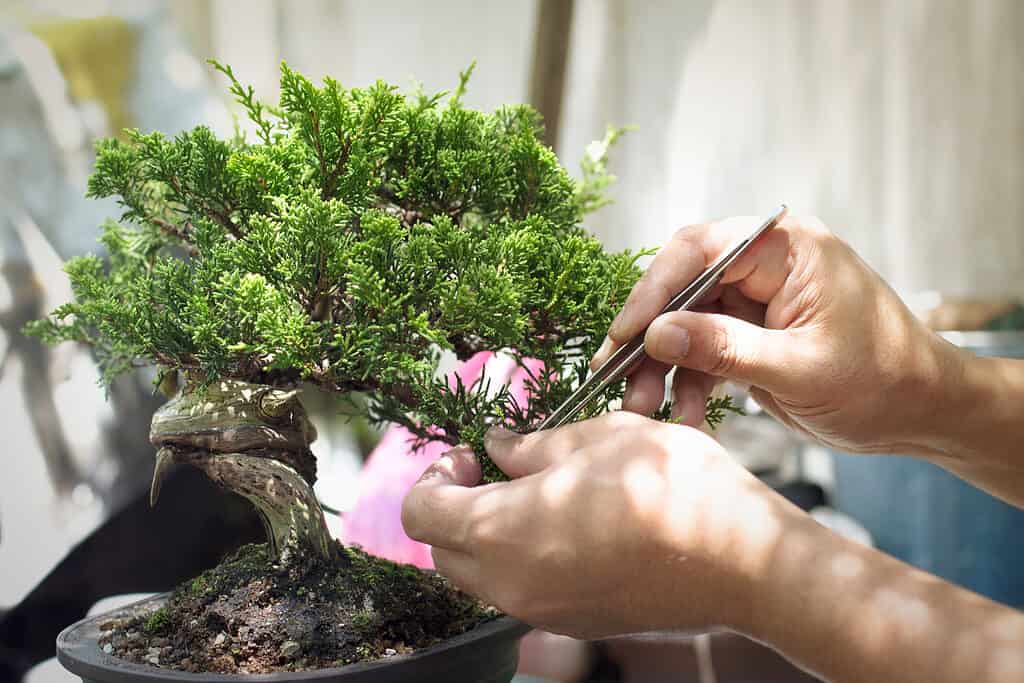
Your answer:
[417,449,459,483]
[417,461,447,483]
[595,336,613,361]
[659,322,690,359]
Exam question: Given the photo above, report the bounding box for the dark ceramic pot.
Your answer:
[57,595,530,683]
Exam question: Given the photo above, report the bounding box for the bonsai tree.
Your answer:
[28,62,736,673]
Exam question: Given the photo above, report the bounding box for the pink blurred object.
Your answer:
[341,352,543,568]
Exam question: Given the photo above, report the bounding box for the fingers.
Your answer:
[484,427,556,479]
[670,368,718,426]
[621,357,670,415]
[645,310,805,393]
[401,446,483,550]
[591,216,791,370]
[591,222,717,369]
[485,412,646,478]
[431,546,481,596]
[484,424,576,478]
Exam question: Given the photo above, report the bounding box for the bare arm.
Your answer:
[921,353,1024,507]
[741,502,1024,682]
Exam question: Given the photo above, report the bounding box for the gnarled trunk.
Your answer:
[148,379,332,562]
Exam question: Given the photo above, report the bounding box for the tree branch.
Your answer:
[150,217,199,256]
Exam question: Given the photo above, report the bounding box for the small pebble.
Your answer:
[384,648,397,657]
[180,657,193,669]
[102,643,113,655]
[213,632,227,647]
[98,620,118,631]
[152,637,169,647]
[238,626,250,640]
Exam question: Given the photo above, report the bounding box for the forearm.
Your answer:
[738,510,1024,683]
[922,350,1024,506]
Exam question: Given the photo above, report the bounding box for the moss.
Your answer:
[349,609,378,634]
[188,576,207,596]
[144,607,171,635]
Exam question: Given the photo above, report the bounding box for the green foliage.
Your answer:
[144,607,171,635]
[26,62,730,479]
[660,394,746,430]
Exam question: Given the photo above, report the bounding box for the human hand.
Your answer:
[592,214,964,457]
[401,412,800,639]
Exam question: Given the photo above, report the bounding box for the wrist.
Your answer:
[916,339,1009,465]
[681,473,816,636]
[726,498,831,640]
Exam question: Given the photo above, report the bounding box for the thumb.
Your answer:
[484,426,556,479]
[644,310,808,394]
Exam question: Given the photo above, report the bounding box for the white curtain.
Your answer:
[195,0,1024,297]
[561,0,1024,300]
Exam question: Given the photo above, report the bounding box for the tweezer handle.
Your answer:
[534,205,787,432]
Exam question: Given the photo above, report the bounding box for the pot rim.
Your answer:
[57,593,530,682]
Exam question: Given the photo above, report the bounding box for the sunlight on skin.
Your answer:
[409,402,1024,679]
[868,588,933,643]
[829,552,865,580]
[620,458,668,518]
[744,508,1024,683]
[658,441,788,589]
[990,649,1024,679]
[540,461,583,503]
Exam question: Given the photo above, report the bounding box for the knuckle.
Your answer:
[601,410,644,431]
[670,223,705,246]
[464,511,493,546]
[705,323,739,376]
[798,215,839,247]
[801,214,829,234]
[400,494,427,540]
[464,492,505,546]
[649,276,678,309]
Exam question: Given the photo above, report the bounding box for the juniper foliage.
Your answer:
[27,62,738,480]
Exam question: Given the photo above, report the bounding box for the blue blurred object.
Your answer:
[831,331,1024,607]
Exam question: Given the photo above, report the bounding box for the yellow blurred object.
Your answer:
[29,15,139,137]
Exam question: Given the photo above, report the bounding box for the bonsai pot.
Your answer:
[57,594,530,683]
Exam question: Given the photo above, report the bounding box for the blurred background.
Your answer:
[1,1,1023,682]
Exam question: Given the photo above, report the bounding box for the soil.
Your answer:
[98,542,496,674]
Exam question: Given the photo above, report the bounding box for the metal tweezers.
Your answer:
[533,205,788,432]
